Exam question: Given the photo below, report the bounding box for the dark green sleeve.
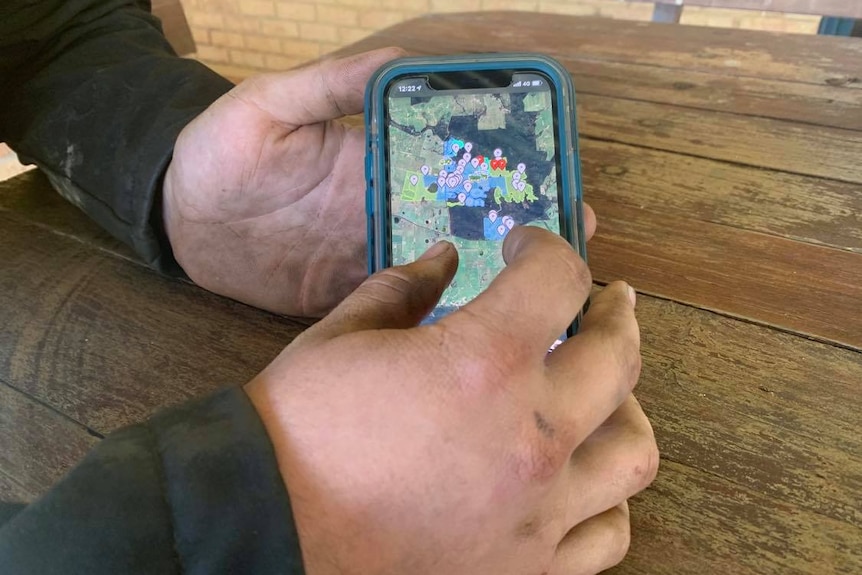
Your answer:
[0,387,306,574]
[0,0,234,275]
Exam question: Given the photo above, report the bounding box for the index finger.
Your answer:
[444,226,591,353]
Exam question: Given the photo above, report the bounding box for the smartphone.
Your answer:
[365,54,587,340]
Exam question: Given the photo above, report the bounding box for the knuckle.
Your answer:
[612,329,642,392]
[553,247,592,293]
[510,438,567,485]
[630,434,660,490]
[441,311,531,389]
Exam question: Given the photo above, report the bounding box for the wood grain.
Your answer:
[612,461,862,574]
[353,12,862,87]
[580,139,862,253]
[0,384,99,502]
[564,59,862,131]
[634,295,861,527]
[345,26,862,130]
[612,293,862,573]
[0,213,302,435]
[588,197,862,349]
[340,25,862,184]
[577,94,862,184]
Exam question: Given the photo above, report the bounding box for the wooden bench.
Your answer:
[626,0,861,35]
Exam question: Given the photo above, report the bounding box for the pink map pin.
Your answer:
[470,158,480,168]
[493,148,503,158]
[517,163,526,173]
[464,143,473,152]
[452,143,460,153]
[464,181,472,192]
[497,224,507,236]
[446,175,459,188]
[455,166,464,175]
[439,169,447,177]
[488,210,498,222]
[503,216,515,229]
[410,175,418,186]
[458,158,466,167]
[457,192,467,203]
[463,153,471,161]
[512,172,521,182]
[437,176,446,188]
[421,165,430,175]
[516,181,526,192]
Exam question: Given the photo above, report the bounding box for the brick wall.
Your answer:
[181,0,820,79]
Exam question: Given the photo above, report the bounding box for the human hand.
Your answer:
[246,226,657,575]
[162,48,406,317]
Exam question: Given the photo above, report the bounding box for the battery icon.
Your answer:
[531,80,542,87]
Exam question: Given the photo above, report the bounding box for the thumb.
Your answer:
[298,241,459,345]
[233,47,406,128]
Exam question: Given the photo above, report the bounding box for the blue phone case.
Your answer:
[364,53,588,332]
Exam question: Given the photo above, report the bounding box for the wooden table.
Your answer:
[2,12,860,574]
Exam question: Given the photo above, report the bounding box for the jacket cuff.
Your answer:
[0,387,306,574]
[149,387,306,574]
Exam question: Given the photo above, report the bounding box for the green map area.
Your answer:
[388,91,561,316]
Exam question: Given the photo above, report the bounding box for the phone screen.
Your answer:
[385,72,564,326]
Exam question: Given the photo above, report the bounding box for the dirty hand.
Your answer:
[163,48,405,317]
[246,226,657,575]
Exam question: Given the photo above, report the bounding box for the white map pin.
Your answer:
[437,176,446,188]
[421,165,430,175]
[493,148,503,158]
[439,169,447,177]
[497,224,507,236]
[410,175,418,186]
[452,143,460,153]
[503,216,515,229]
[518,181,526,191]
[488,210,498,222]
[463,153,471,161]
[446,175,459,189]
[470,158,480,168]
[512,172,521,182]
[464,181,472,192]
[517,163,526,173]
[457,192,467,203]
[458,158,466,167]
[464,142,473,152]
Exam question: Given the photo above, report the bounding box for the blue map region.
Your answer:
[403,134,542,241]
[423,137,513,211]
[483,213,515,240]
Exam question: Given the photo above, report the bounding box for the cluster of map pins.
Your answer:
[408,142,530,209]
[488,210,516,237]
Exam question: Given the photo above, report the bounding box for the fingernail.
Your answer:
[626,284,637,307]
[418,241,452,261]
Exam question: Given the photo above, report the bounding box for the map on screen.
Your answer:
[388,89,561,320]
